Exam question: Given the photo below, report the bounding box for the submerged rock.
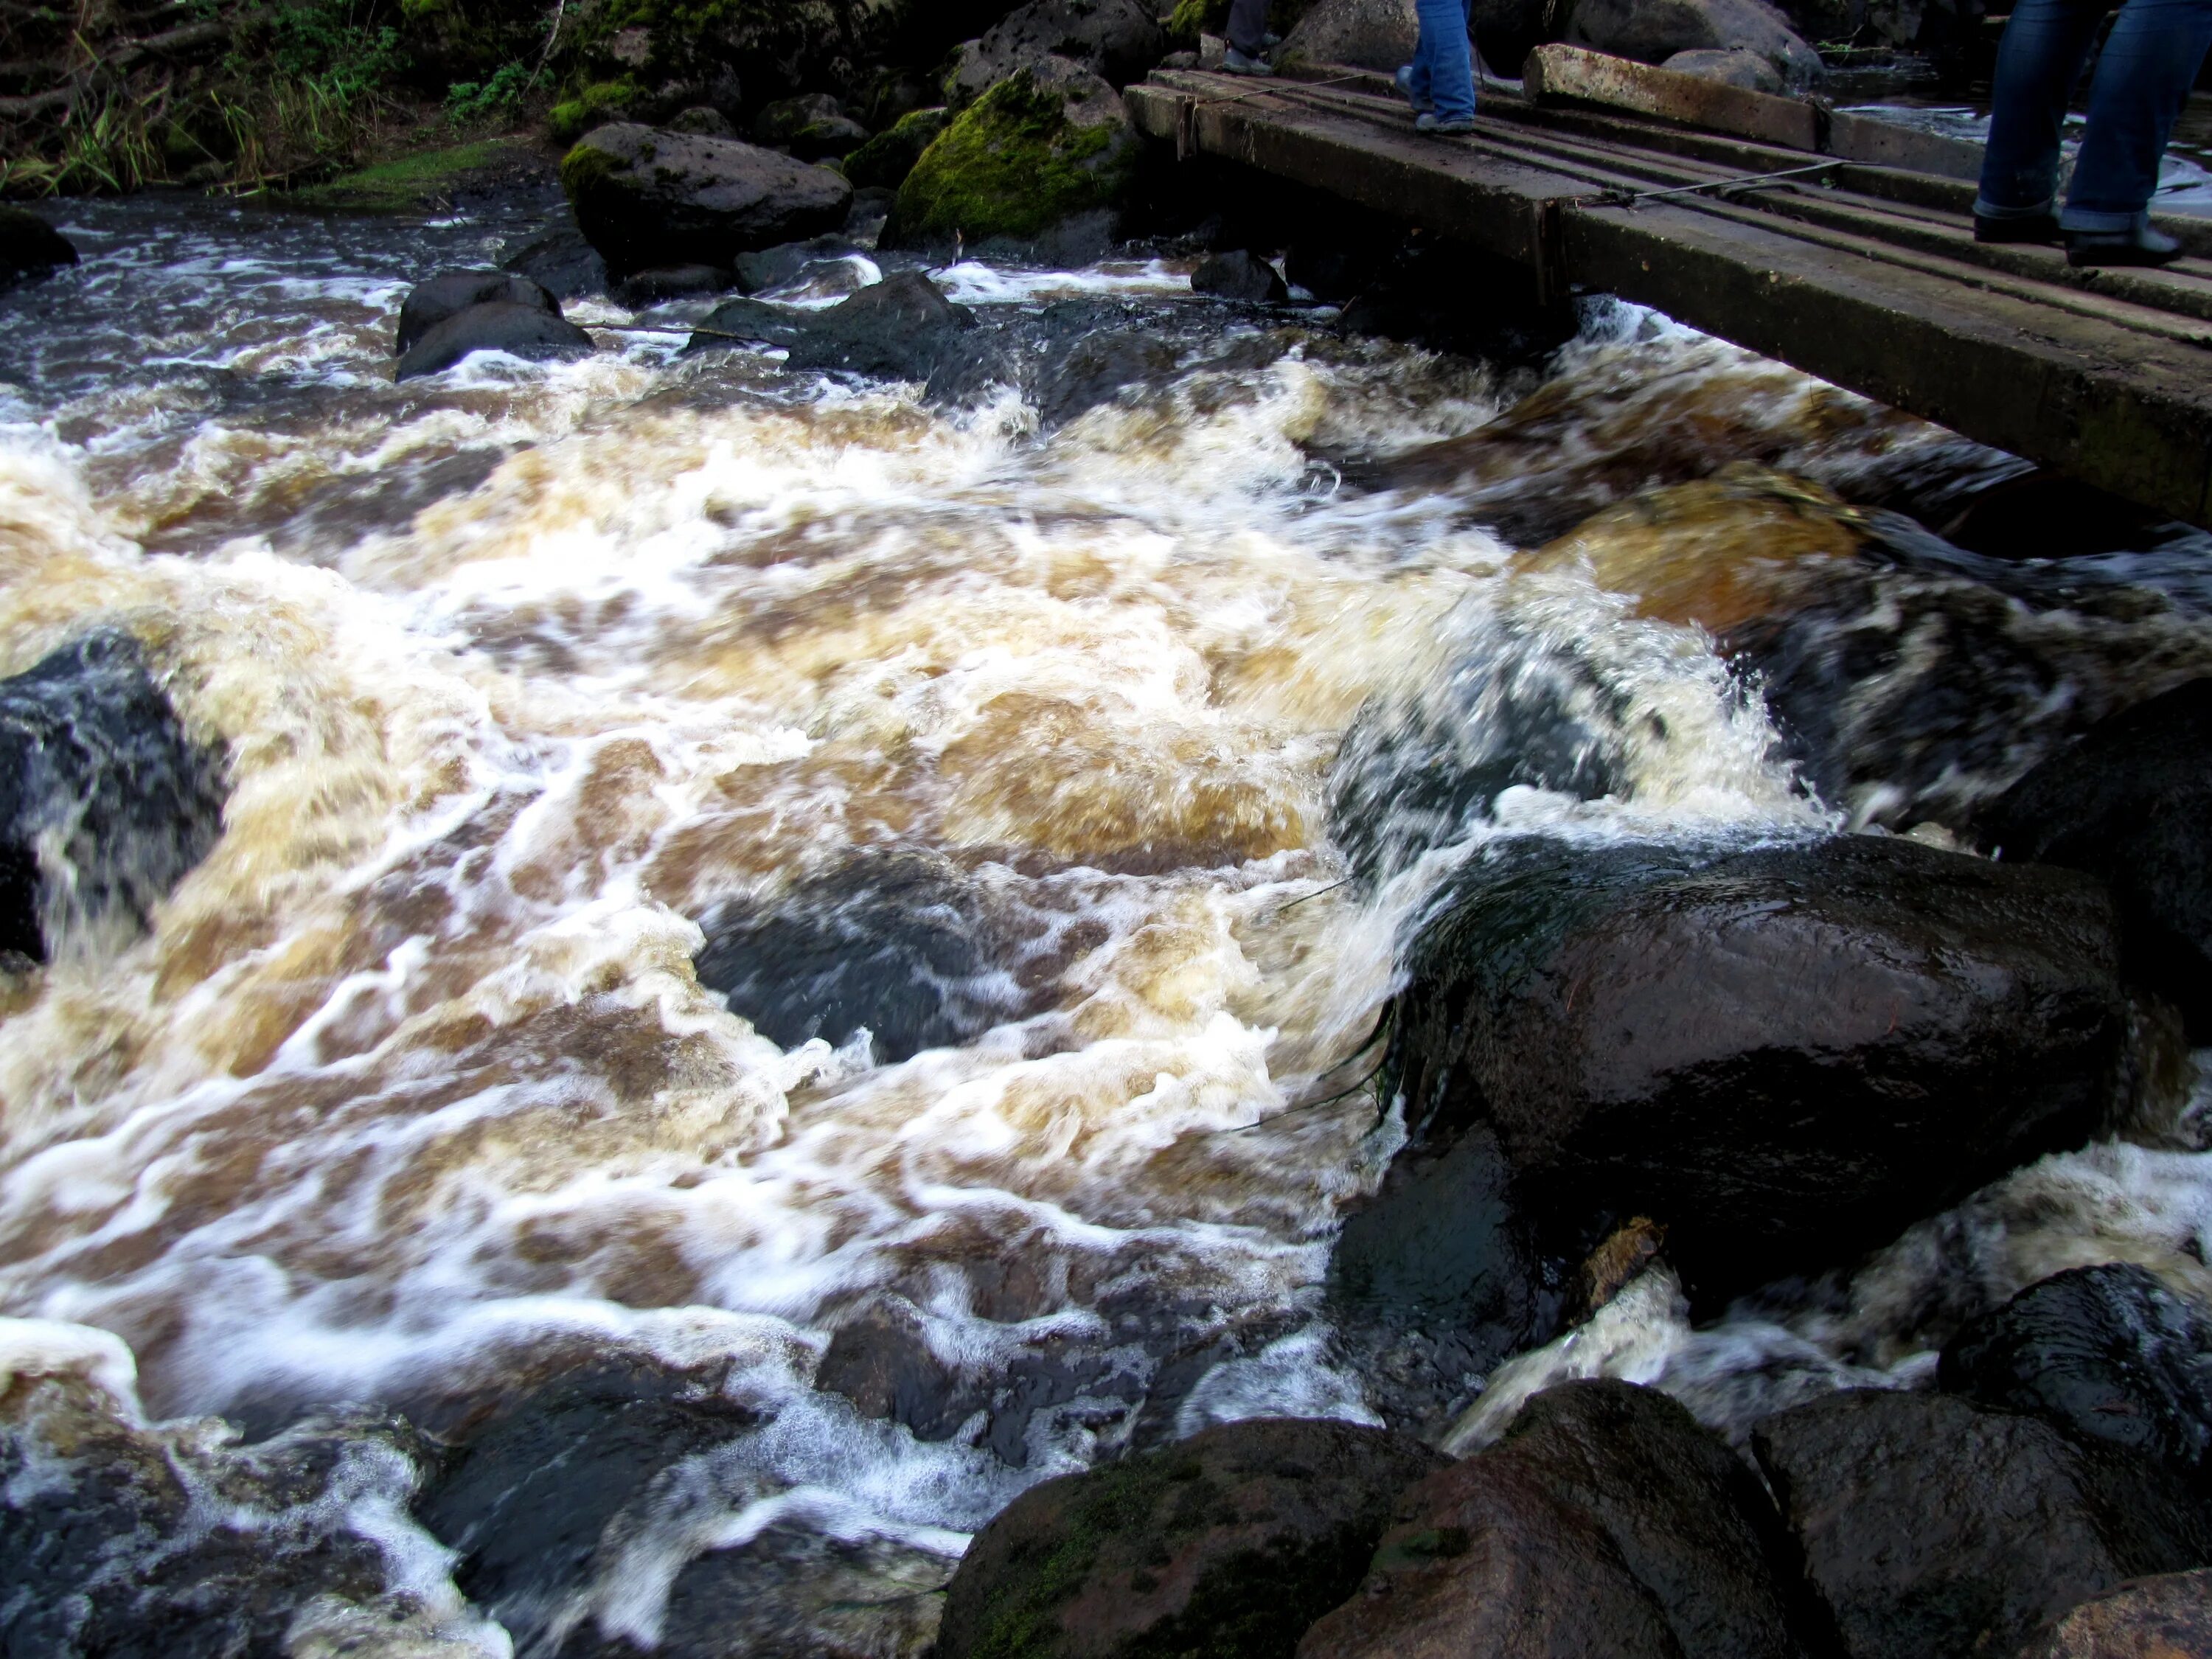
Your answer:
[1192,248,1291,303]
[934,1416,1447,1659]
[394,301,597,380]
[1276,0,1420,71]
[1376,834,2129,1301]
[2014,1568,2212,1659]
[0,205,79,288]
[1301,1380,1823,1658]
[395,268,563,355]
[689,269,978,383]
[560,122,853,276]
[0,629,226,963]
[844,106,950,190]
[1566,0,1823,85]
[1751,1388,2212,1659]
[1939,1264,2212,1492]
[612,262,735,305]
[1979,677,2212,1036]
[946,0,1168,104]
[883,58,1144,258]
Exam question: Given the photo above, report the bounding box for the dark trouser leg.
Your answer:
[1975,0,2107,218]
[2063,0,2212,229]
[1228,0,1271,56]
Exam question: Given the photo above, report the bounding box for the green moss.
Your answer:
[885,69,1138,248]
[841,105,945,190]
[548,77,639,145]
[557,131,624,202]
[284,137,526,209]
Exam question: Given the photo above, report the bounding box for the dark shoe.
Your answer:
[1416,111,1475,134]
[2065,222,2183,268]
[1222,45,1273,75]
[1974,211,2059,245]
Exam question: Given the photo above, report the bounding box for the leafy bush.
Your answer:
[445,60,535,124]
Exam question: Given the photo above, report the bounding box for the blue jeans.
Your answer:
[1976,0,2212,232]
[1406,0,1477,122]
[1227,0,1270,55]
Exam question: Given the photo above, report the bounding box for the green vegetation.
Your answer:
[445,61,537,126]
[841,105,945,189]
[885,67,1141,248]
[547,77,641,143]
[284,136,529,208]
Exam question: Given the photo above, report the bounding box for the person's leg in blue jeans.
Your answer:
[1412,0,1477,130]
[1224,0,1274,72]
[2064,0,2212,231]
[1976,0,2106,225]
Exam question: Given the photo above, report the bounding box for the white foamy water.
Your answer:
[6,195,2212,1654]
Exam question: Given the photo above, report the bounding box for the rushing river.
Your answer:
[4,186,2212,1656]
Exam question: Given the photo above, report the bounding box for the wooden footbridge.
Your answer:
[1128,52,2212,529]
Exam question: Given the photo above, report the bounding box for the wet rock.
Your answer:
[501,224,611,299]
[884,58,1144,257]
[394,301,597,380]
[1663,45,1788,91]
[665,104,738,137]
[691,849,1032,1060]
[946,0,1168,105]
[0,205,78,288]
[394,267,563,355]
[843,105,950,190]
[413,1353,760,1652]
[1938,1264,2212,1492]
[2013,1568,2212,1659]
[1193,248,1291,303]
[1751,1388,2212,1659]
[1979,678,2212,1037]
[1566,0,1823,85]
[935,1416,1448,1659]
[612,262,735,305]
[1301,1380,1824,1659]
[756,93,873,161]
[1276,0,1420,72]
[1376,834,2129,1301]
[729,233,870,293]
[560,122,852,277]
[1335,240,1578,367]
[0,629,226,964]
[689,269,978,383]
[923,295,1245,424]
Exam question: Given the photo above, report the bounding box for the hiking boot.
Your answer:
[1416,111,1475,134]
[1973,211,2059,245]
[2065,220,2184,268]
[1223,46,1273,75]
[1394,64,1434,111]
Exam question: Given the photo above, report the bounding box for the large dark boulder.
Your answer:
[1371,834,2129,1301]
[1751,1389,2212,1659]
[947,0,1167,103]
[1193,249,1290,303]
[0,206,78,288]
[2014,1568,2212,1658]
[394,302,597,380]
[1980,678,2212,1036]
[0,629,226,963]
[1565,0,1823,83]
[1301,1380,1825,1659]
[501,226,611,299]
[394,268,563,355]
[843,106,950,190]
[1939,1264,2212,1492]
[559,122,853,277]
[934,1416,1448,1659]
[1276,0,1419,72]
[688,270,978,383]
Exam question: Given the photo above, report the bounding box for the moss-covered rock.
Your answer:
[882,59,1144,254]
[283,138,542,212]
[548,78,644,144]
[560,121,852,274]
[842,105,947,189]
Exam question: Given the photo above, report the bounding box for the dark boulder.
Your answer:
[1980,678,2212,1036]
[947,0,1168,104]
[1193,248,1291,303]
[394,268,563,356]
[1565,0,1823,84]
[1301,1380,1825,1658]
[0,629,226,964]
[1374,834,2129,1301]
[842,106,950,190]
[2014,1568,2212,1659]
[560,122,853,277]
[501,226,610,299]
[0,205,79,288]
[665,103,739,137]
[1751,1388,2212,1659]
[1665,46,1789,90]
[689,270,977,383]
[1939,1264,2212,1492]
[934,1416,1448,1659]
[394,301,597,380]
[1276,0,1420,72]
[612,262,734,306]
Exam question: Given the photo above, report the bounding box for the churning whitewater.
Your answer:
[4,194,2212,1656]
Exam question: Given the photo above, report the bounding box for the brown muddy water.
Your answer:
[4,189,2212,1657]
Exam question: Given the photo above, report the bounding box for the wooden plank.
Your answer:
[1523,44,1820,150]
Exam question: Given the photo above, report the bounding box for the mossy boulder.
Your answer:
[842,105,947,189]
[549,78,643,145]
[882,58,1144,255]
